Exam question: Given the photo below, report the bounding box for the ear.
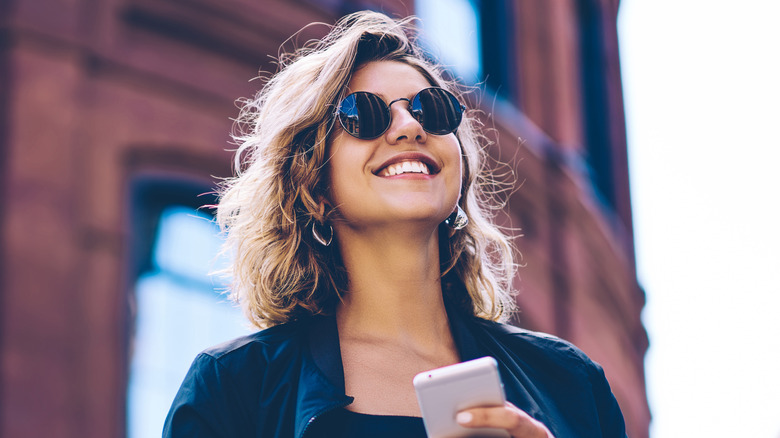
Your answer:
[316,197,331,220]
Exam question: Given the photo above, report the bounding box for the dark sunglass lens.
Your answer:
[337,92,390,139]
[411,88,463,135]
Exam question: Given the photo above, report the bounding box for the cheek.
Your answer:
[448,141,465,195]
[458,156,467,195]
[325,142,363,204]
[327,167,352,206]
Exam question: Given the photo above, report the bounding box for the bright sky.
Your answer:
[618,1,780,437]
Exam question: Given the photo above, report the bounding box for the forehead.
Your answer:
[347,60,433,97]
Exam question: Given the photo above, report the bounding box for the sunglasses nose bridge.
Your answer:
[385,97,426,142]
[387,97,421,125]
[387,97,411,109]
[385,97,427,144]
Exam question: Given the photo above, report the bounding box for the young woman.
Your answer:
[163,11,627,438]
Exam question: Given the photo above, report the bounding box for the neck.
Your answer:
[334,223,451,346]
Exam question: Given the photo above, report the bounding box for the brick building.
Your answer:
[0,0,650,436]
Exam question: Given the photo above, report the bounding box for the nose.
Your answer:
[385,98,427,144]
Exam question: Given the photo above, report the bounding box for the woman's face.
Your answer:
[326,60,462,233]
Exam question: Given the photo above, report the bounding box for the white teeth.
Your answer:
[382,160,430,176]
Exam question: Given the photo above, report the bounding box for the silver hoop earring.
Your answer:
[312,221,333,246]
[444,205,468,230]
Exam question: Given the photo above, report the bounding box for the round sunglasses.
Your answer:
[335,87,465,140]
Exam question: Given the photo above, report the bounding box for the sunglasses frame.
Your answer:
[334,87,466,140]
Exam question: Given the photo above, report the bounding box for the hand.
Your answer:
[455,402,554,438]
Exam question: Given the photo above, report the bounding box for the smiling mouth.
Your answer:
[378,160,432,177]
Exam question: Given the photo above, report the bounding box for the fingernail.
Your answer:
[456,412,473,424]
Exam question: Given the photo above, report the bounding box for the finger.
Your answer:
[456,403,550,438]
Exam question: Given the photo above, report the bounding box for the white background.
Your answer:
[619,1,780,436]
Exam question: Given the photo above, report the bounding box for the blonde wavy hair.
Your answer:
[216,10,517,329]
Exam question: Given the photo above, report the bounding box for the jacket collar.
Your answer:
[294,315,352,438]
[292,306,538,437]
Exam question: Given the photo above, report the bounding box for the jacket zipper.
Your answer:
[298,398,353,438]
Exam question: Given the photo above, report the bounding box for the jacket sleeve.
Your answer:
[163,353,248,438]
[587,361,628,438]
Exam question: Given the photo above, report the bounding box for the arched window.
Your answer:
[125,177,251,438]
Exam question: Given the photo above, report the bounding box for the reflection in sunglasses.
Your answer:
[336,87,464,140]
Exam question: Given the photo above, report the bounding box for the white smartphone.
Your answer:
[413,356,510,438]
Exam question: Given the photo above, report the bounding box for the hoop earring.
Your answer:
[444,205,468,230]
[312,221,333,247]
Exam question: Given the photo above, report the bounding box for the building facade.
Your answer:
[0,0,650,436]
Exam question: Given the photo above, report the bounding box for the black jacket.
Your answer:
[163,307,627,437]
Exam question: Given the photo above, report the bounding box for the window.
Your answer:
[416,0,482,83]
[126,187,251,437]
[416,0,516,100]
[577,0,616,210]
